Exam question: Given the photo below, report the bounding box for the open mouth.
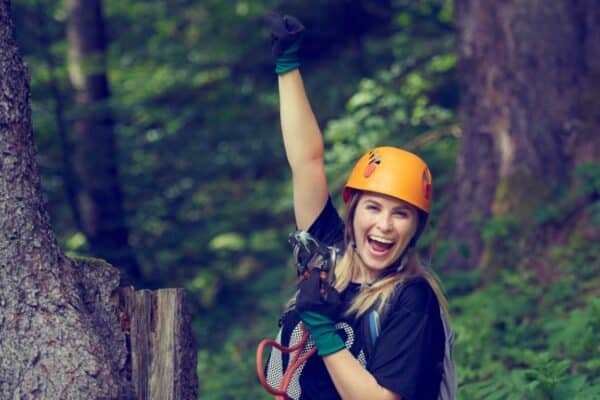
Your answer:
[367,235,395,253]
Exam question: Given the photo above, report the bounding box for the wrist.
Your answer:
[298,311,345,356]
[275,40,301,74]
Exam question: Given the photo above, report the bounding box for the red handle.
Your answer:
[256,325,316,399]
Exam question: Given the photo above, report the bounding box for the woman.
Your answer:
[267,14,452,400]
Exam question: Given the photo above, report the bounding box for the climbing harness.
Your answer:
[256,230,339,399]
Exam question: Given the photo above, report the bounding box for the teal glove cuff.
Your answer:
[275,40,301,74]
[299,311,345,356]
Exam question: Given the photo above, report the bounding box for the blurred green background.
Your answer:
[12,0,599,398]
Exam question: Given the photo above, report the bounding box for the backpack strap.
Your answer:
[361,283,406,360]
[438,310,457,400]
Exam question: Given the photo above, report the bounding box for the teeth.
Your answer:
[369,235,393,244]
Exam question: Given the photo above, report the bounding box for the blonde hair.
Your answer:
[333,192,449,319]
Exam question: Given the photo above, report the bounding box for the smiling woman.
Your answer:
[261,13,456,400]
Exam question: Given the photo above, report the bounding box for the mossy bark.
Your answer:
[479,171,551,270]
[440,0,600,271]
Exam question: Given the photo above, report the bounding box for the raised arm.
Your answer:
[270,15,328,230]
[278,70,328,229]
[270,14,403,400]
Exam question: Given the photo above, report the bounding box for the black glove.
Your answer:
[295,268,342,320]
[295,269,345,356]
[267,13,305,74]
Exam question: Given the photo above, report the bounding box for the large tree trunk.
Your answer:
[66,0,143,285]
[0,1,131,397]
[440,0,600,270]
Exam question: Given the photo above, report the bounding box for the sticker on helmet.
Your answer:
[364,151,381,178]
[423,169,431,200]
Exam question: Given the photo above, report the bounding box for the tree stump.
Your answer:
[118,286,199,400]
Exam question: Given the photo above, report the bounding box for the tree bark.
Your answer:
[440,0,600,269]
[0,1,131,397]
[66,0,143,285]
[119,287,199,400]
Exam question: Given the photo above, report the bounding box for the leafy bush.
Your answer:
[450,237,600,400]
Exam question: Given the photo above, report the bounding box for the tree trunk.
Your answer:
[66,0,143,285]
[0,1,131,397]
[439,0,600,270]
[32,0,84,233]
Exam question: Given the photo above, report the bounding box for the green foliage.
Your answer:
[461,355,600,400]
[434,238,470,267]
[534,162,600,226]
[575,162,600,225]
[575,162,600,197]
[480,214,520,243]
[533,203,564,226]
[450,234,600,400]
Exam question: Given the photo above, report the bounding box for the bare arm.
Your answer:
[323,350,402,400]
[278,69,328,229]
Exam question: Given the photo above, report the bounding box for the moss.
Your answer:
[480,171,553,270]
[69,255,114,269]
[493,171,552,219]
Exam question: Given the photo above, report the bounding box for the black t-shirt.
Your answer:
[276,198,445,400]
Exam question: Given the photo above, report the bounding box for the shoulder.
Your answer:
[392,276,439,314]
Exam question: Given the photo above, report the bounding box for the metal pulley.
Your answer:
[288,230,338,283]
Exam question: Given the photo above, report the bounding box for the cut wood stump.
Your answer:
[118,287,198,400]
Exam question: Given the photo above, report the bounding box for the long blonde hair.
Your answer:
[332,192,449,319]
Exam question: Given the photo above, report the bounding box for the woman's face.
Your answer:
[352,192,418,279]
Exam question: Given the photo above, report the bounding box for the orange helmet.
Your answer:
[343,147,432,213]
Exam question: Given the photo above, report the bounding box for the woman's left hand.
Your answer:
[295,269,345,356]
[295,268,342,319]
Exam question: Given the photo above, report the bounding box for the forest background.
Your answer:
[10,0,599,399]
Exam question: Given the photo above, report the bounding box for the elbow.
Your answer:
[306,148,325,165]
[289,149,325,172]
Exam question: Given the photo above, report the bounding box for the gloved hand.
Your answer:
[296,267,342,318]
[295,268,345,356]
[267,13,305,74]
